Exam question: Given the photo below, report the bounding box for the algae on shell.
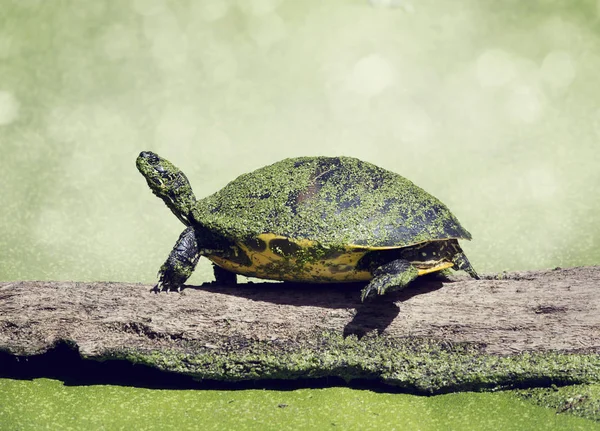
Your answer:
[194,156,471,248]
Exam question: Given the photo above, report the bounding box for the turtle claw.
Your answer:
[359,279,388,302]
[360,285,375,302]
[151,281,184,293]
[152,281,167,293]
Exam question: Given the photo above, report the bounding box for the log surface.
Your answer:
[1,266,599,357]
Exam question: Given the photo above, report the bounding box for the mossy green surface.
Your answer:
[1,378,599,430]
[111,333,600,394]
[194,156,471,247]
[136,153,198,226]
[517,384,600,422]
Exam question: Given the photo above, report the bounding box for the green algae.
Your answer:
[516,384,600,422]
[108,333,600,394]
[1,378,598,430]
[193,156,471,248]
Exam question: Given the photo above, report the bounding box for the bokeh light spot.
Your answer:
[476,49,515,87]
[0,91,20,126]
[348,54,395,97]
[506,85,544,123]
[540,50,576,88]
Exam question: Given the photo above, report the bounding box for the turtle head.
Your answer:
[136,151,197,226]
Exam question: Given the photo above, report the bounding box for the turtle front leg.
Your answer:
[156,226,200,292]
[360,259,419,302]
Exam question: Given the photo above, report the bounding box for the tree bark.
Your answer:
[1,266,598,357]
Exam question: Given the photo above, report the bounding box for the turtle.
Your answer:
[136,151,479,301]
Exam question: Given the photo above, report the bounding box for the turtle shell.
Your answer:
[193,156,471,248]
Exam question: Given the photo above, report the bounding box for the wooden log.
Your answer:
[1,266,598,356]
[1,267,598,392]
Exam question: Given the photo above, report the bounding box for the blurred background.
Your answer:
[1,0,599,284]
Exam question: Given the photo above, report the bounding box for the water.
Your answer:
[1,378,597,430]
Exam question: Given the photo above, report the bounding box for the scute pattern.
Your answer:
[194,156,471,248]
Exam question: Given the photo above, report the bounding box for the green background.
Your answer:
[2,0,600,284]
[1,1,600,429]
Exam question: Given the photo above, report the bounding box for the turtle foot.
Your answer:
[150,281,183,294]
[361,259,419,302]
[360,276,393,301]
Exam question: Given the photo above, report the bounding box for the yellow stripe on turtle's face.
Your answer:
[206,233,455,283]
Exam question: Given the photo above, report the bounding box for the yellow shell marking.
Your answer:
[207,233,454,283]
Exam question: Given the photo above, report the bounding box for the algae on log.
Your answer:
[0,266,599,393]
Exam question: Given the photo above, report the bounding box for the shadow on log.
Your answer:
[1,266,599,393]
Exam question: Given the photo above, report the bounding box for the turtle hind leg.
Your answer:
[452,252,480,280]
[156,226,200,292]
[361,259,419,302]
[213,264,237,285]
